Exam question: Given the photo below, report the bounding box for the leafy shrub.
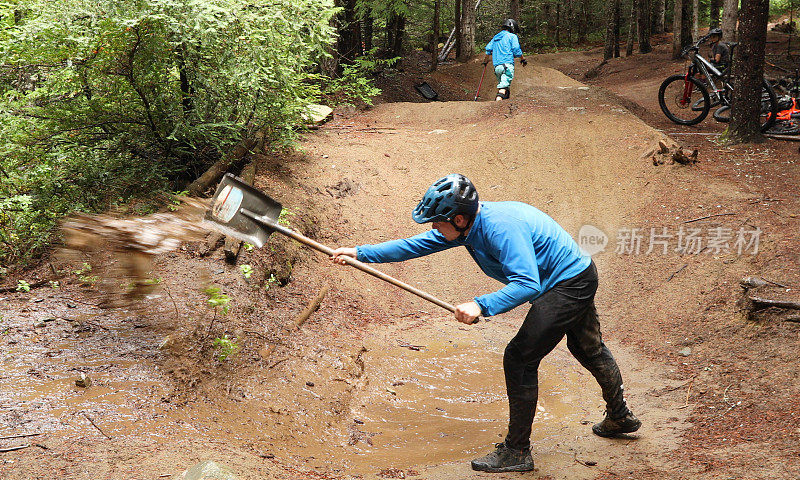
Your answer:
[312,49,398,106]
[0,0,337,265]
[212,334,240,361]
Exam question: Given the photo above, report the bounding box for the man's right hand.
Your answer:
[330,247,357,265]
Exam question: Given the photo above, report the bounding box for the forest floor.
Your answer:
[1,34,799,480]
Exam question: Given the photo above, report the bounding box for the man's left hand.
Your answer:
[454,301,482,324]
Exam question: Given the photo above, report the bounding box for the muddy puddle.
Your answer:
[1,311,606,478]
[0,310,172,439]
[287,322,606,476]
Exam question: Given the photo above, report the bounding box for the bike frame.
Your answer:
[687,50,731,105]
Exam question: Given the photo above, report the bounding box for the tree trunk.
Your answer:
[386,14,394,55]
[336,0,359,63]
[614,0,621,56]
[579,0,589,42]
[455,0,462,59]
[556,3,561,47]
[722,0,739,41]
[543,3,552,37]
[510,0,520,20]
[682,0,693,47]
[393,14,406,58]
[176,44,194,117]
[710,0,721,27]
[627,0,636,56]
[654,0,666,33]
[431,0,440,71]
[458,0,476,61]
[726,0,769,144]
[605,0,621,59]
[567,0,573,45]
[672,0,683,57]
[364,13,373,52]
[638,0,652,53]
[692,0,699,40]
[673,0,693,58]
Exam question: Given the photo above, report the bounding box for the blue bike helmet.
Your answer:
[412,174,479,224]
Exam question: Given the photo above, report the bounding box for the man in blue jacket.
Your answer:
[482,18,527,101]
[331,174,640,473]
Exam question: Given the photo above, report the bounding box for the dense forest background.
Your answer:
[0,0,797,268]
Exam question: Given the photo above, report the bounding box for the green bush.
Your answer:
[0,0,337,265]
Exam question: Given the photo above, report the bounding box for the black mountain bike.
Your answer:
[658,34,778,131]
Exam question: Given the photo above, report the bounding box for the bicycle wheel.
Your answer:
[712,79,778,132]
[659,74,710,125]
[759,79,778,132]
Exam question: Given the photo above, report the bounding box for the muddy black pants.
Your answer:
[503,261,629,451]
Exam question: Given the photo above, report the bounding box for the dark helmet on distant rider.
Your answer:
[501,18,520,34]
[412,174,479,224]
[709,27,722,37]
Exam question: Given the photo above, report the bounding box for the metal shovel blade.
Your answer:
[202,173,282,248]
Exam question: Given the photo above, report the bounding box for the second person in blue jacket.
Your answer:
[482,18,528,101]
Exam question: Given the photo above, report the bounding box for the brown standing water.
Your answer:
[2,312,610,477]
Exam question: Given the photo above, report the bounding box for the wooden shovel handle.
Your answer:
[241,209,478,320]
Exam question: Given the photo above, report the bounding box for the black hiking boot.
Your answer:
[471,442,534,473]
[592,411,642,437]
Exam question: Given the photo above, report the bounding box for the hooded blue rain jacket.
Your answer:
[355,201,591,317]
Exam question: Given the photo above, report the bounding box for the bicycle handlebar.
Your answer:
[681,34,712,57]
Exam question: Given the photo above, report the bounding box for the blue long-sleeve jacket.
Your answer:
[485,30,522,66]
[355,201,591,317]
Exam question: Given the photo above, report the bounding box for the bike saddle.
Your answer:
[727,42,739,48]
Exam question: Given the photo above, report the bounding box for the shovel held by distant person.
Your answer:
[475,62,488,101]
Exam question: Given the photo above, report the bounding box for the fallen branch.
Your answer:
[186,136,260,196]
[737,285,800,320]
[683,212,736,224]
[0,444,30,453]
[397,341,426,351]
[163,282,181,323]
[762,277,790,289]
[268,357,288,369]
[667,264,688,282]
[198,232,224,257]
[0,433,42,441]
[669,132,722,136]
[765,133,800,142]
[748,296,800,310]
[289,285,329,330]
[81,412,111,439]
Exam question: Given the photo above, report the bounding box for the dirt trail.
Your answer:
[3,54,798,480]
